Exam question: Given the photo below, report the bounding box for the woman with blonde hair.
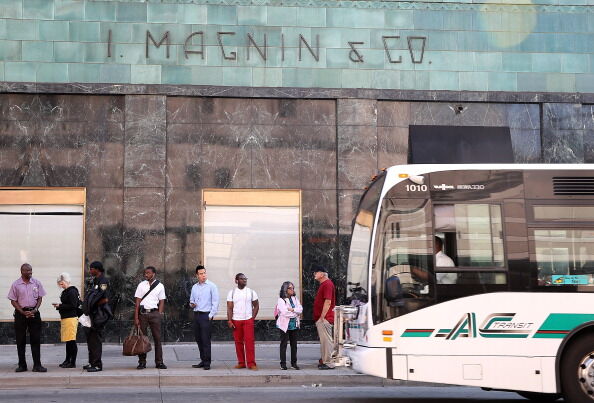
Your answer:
[52,272,80,368]
[275,281,303,370]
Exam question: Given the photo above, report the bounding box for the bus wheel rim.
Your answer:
[577,351,594,399]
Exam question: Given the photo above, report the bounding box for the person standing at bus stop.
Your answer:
[7,263,47,372]
[313,264,336,370]
[227,273,259,370]
[189,265,219,370]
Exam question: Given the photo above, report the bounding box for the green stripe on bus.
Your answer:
[401,331,433,337]
[480,333,529,338]
[538,313,594,332]
[533,333,567,339]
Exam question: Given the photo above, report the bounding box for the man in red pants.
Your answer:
[226,273,259,370]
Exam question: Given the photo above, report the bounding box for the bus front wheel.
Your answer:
[561,333,594,403]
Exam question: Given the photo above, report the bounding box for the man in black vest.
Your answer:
[83,261,111,372]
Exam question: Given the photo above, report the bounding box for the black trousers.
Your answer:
[14,310,42,367]
[279,328,298,366]
[84,327,103,368]
[193,312,212,365]
[65,340,77,363]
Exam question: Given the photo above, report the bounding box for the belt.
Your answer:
[140,307,158,313]
[196,311,210,314]
[22,307,36,311]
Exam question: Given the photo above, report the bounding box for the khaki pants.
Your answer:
[315,319,334,368]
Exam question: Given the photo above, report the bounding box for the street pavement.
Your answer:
[0,342,408,389]
[0,386,533,402]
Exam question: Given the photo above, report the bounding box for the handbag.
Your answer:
[78,314,91,328]
[122,326,152,356]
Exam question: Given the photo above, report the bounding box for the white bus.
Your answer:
[333,164,594,402]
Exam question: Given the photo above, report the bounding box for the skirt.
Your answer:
[60,317,78,342]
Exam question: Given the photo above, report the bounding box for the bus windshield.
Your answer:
[346,173,386,304]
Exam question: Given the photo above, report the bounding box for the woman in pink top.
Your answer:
[275,281,303,370]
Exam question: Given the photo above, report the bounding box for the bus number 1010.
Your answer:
[406,184,428,192]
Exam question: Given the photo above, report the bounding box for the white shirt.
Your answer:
[226,287,258,321]
[435,251,458,284]
[134,280,166,309]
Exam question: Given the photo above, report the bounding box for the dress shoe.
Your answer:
[318,364,334,370]
[85,366,102,372]
[280,363,288,370]
[248,365,258,371]
[62,362,76,369]
[156,363,167,369]
[291,364,300,370]
[59,360,70,368]
[192,362,205,368]
[136,363,146,370]
[83,364,92,370]
[203,365,210,370]
[32,365,47,373]
[15,366,27,373]
[234,364,246,369]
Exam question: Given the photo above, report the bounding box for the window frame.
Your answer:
[431,201,508,273]
[202,189,302,320]
[527,199,594,292]
[0,187,86,322]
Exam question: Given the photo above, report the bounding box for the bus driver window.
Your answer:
[433,203,505,285]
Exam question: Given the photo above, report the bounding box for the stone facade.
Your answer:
[0,89,592,342]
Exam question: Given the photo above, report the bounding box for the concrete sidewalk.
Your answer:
[0,342,401,389]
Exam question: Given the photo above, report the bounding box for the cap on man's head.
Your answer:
[312,263,327,274]
[89,261,104,273]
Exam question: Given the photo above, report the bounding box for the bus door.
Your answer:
[372,197,435,323]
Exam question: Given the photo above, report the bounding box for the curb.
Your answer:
[0,371,441,389]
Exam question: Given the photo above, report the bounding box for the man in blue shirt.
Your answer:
[189,265,219,370]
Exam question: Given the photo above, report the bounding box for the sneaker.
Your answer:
[62,362,76,369]
[83,364,92,370]
[32,365,47,373]
[137,363,146,370]
[156,363,167,369]
[318,364,334,370]
[291,364,300,370]
[248,365,258,371]
[280,364,288,370]
[58,360,69,368]
[15,366,27,373]
[85,366,102,372]
[234,364,246,369]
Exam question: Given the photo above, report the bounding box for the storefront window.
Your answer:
[0,189,85,321]
[203,190,301,319]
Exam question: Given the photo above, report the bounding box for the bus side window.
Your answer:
[533,229,594,287]
[433,203,506,285]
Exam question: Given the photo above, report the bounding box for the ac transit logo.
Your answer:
[436,313,534,340]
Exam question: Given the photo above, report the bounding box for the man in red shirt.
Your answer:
[313,264,335,370]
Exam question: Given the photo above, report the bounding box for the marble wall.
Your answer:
[0,93,589,343]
